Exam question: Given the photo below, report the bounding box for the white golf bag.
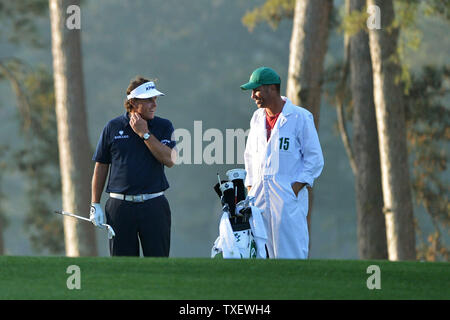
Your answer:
[211,169,267,259]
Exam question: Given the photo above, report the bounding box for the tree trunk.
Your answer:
[287,0,332,128]
[0,216,4,254]
[348,0,387,259]
[49,0,97,256]
[367,0,416,260]
[286,0,332,251]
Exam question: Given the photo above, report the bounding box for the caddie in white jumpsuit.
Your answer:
[241,67,324,259]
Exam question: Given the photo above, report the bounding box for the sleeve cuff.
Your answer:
[296,175,314,188]
[245,175,253,187]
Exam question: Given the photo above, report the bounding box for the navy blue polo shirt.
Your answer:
[93,112,176,195]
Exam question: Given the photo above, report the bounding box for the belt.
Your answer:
[109,192,164,202]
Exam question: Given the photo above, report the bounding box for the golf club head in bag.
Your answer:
[213,180,230,198]
[231,200,252,232]
[213,170,251,227]
[226,168,247,205]
[219,181,236,217]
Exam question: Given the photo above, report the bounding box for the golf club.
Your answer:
[54,210,115,239]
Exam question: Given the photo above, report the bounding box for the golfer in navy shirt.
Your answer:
[90,76,176,257]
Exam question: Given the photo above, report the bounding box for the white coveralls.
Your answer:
[244,97,324,259]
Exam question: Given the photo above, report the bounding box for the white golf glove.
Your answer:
[90,203,105,228]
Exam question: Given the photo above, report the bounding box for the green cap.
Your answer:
[240,67,281,90]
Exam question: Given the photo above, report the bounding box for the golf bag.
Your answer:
[211,169,267,259]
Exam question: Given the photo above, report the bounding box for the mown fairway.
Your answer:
[0,256,448,300]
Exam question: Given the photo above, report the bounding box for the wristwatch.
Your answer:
[142,132,151,140]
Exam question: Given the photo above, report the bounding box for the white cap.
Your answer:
[126,81,165,100]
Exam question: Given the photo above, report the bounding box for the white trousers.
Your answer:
[250,176,309,259]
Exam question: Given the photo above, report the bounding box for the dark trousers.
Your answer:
[105,195,171,257]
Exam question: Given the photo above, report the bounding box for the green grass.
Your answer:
[0,256,448,300]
